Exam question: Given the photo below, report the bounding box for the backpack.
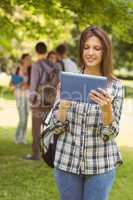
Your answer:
[37,60,60,107]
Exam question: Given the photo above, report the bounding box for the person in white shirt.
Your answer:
[56,44,79,73]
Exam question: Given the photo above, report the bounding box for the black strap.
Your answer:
[42,100,60,126]
[59,60,65,71]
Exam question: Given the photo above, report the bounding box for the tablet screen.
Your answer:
[60,72,107,103]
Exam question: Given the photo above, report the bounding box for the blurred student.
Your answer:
[24,42,60,160]
[11,53,31,144]
[56,44,78,72]
[47,50,58,64]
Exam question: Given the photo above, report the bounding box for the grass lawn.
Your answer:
[0,127,133,200]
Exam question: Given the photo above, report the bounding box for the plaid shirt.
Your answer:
[51,79,124,175]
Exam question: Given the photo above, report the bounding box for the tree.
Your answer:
[0,0,133,71]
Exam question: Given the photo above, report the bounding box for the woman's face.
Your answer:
[48,53,57,63]
[22,56,31,67]
[83,35,103,69]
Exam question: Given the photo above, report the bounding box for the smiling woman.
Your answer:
[47,25,124,200]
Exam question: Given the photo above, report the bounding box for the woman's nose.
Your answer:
[88,48,94,55]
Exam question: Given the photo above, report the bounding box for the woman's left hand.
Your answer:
[90,88,112,107]
[89,88,113,124]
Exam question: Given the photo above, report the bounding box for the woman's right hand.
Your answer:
[56,82,71,122]
[56,100,71,122]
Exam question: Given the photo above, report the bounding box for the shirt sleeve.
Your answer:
[99,80,124,141]
[52,101,60,124]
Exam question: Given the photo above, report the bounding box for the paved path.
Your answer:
[0,98,31,128]
[0,98,133,147]
[116,99,133,147]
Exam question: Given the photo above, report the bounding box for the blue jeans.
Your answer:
[14,95,29,143]
[54,168,115,200]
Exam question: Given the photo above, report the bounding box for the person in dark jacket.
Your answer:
[24,42,60,160]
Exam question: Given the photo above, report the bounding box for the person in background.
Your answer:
[12,53,31,144]
[52,26,124,200]
[24,42,60,160]
[47,50,58,64]
[56,44,79,72]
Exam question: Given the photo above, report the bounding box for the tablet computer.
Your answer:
[60,72,107,103]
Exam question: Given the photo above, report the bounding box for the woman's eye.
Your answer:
[84,46,102,51]
[84,46,89,50]
[95,46,102,51]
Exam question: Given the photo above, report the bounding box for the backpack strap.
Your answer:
[59,60,65,71]
[42,99,60,126]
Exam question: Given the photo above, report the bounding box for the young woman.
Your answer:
[47,50,58,64]
[52,26,124,200]
[12,53,31,144]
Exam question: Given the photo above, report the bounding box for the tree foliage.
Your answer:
[0,0,133,70]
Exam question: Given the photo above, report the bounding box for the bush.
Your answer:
[0,86,14,100]
[124,86,133,98]
[114,69,133,80]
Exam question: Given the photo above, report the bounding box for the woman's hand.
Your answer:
[56,100,71,122]
[56,82,71,122]
[89,88,113,125]
[59,100,71,110]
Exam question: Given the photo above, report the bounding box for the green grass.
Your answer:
[0,127,133,200]
[0,127,59,200]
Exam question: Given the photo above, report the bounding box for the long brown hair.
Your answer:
[79,25,114,79]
